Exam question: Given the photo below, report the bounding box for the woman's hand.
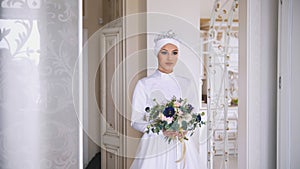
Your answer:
[163,130,187,140]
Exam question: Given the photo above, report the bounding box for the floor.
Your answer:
[213,155,237,169]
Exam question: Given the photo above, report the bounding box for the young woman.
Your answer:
[130,31,202,169]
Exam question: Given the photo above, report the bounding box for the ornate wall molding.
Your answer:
[99,24,125,169]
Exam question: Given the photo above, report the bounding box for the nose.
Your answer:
[167,54,173,60]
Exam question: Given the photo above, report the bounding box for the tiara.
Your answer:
[154,30,177,43]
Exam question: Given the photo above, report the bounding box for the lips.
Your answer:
[165,62,173,66]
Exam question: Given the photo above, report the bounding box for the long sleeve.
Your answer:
[130,80,149,133]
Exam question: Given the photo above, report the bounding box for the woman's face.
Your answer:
[157,43,178,74]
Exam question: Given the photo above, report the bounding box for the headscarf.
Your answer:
[153,30,180,57]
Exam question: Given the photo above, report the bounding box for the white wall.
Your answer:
[239,0,278,168]
[147,0,201,26]
[199,0,214,18]
[278,0,300,168]
[260,0,278,168]
[290,1,300,167]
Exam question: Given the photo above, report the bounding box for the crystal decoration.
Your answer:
[154,30,178,43]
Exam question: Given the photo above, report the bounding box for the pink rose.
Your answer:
[161,115,173,124]
[174,101,181,108]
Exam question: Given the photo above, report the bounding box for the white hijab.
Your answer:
[153,31,181,56]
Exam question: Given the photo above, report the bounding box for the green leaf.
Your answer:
[170,121,179,131]
[181,121,187,130]
[165,124,170,130]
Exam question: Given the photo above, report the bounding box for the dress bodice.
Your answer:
[131,70,192,133]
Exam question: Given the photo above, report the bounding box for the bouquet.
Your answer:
[145,96,205,143]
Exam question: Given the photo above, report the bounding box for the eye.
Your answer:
[172,51,178,55]
[160,51,168,55]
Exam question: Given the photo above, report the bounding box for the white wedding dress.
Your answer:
[130,70,205,169]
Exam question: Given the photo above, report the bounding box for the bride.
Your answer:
[130,31,203,169]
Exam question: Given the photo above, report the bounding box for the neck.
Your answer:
[158,68,173,74]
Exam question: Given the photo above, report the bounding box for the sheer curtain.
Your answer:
[0,0,80,168]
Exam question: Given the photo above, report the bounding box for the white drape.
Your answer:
[0,0,80,168]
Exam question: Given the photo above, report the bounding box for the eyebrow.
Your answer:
[161,49,178,51]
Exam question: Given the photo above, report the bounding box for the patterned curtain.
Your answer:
[0,0,80,168]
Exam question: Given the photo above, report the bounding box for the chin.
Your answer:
[165,69,173,73]
[159,66,174,73]
[168,67,174,72]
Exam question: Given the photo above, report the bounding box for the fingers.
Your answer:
[163,131,176,137]
[163,131,187,138]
